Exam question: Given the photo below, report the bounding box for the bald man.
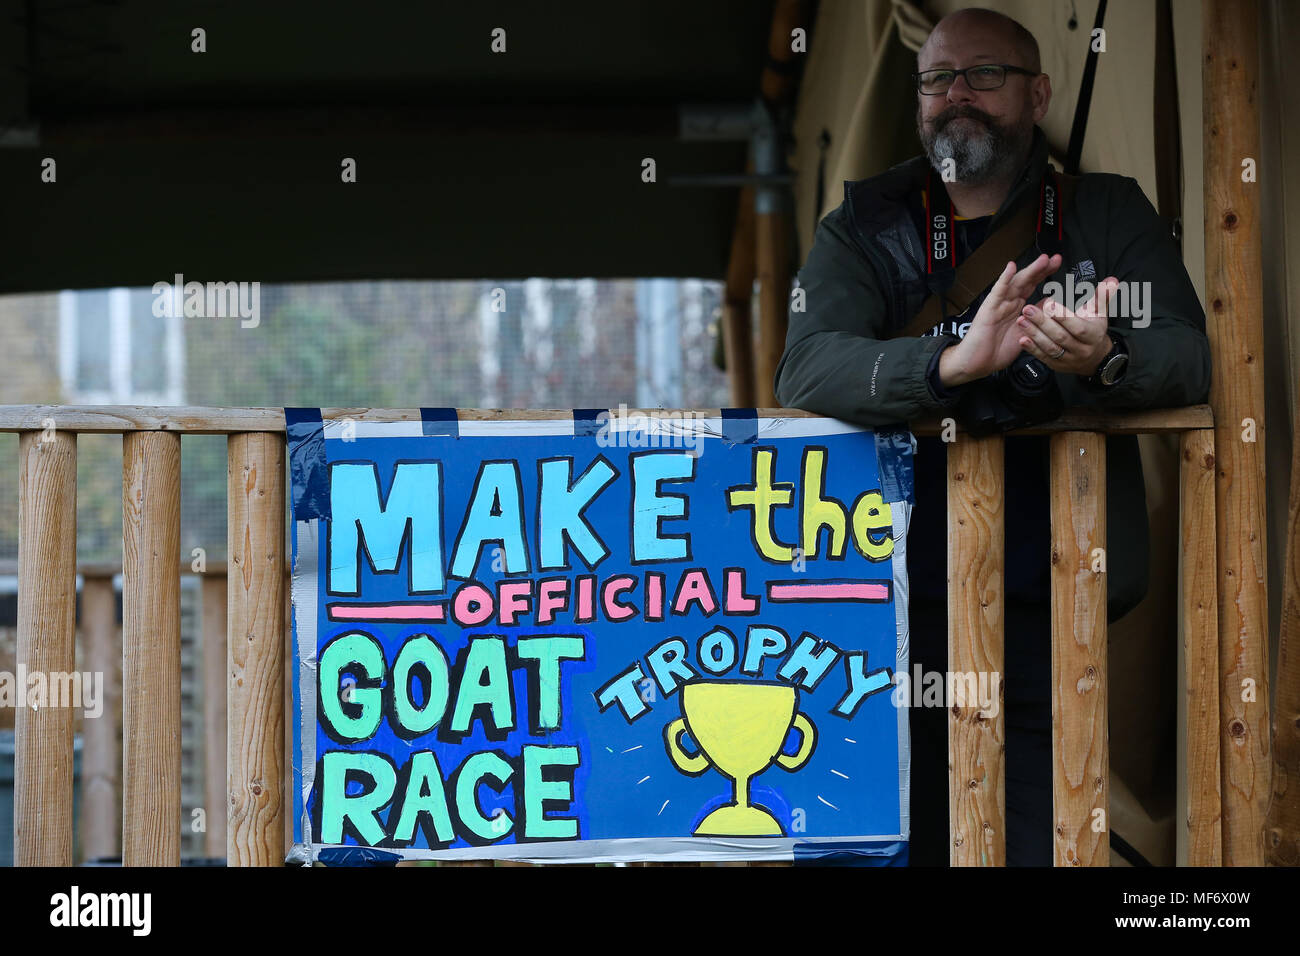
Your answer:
[776,8,1209,865]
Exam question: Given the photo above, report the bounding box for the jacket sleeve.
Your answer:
[1067,175,1212,410]
[773,203,964,427]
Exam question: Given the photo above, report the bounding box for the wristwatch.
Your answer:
[1084,331,1129,387]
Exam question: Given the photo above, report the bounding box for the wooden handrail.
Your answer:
[0,404,1214,434]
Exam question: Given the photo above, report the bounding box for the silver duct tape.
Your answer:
[295,832,904,865]
[892,499,913,840]
[286,843,314,865]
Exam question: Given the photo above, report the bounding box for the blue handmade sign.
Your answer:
[287,408,915,864]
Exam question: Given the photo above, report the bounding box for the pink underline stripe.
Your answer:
[328,604,445,621]
[766,582,890,602]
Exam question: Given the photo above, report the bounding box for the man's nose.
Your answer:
[946,73,977,104]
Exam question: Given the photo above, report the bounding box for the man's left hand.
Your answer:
[1015,276,1120,376]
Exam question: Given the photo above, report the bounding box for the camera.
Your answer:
[955,350,1064,436]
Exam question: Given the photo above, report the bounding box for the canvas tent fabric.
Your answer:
[786,0,1298,866]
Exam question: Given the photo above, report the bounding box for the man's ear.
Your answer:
[1031,74,1052,124]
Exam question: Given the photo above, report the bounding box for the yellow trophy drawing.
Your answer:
[664,680,817,836]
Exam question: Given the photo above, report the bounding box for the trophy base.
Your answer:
[694,803,786,837]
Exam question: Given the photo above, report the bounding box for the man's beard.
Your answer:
[918,105,1032,185]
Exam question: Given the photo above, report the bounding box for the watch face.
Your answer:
[1101,353,1129,385]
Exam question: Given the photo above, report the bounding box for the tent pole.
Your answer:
[753,0,806,409]
[722,175,757,407]
[1203,0,1271,867]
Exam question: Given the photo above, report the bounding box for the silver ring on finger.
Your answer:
[1052,346,1066,359]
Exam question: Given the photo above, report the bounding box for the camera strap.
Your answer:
[890,167,1075,339]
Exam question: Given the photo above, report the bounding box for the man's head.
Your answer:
[915,8,1051,185]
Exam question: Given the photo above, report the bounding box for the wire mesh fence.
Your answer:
[0,276,734,564]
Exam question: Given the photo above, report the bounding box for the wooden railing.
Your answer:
[1,404,1229,866]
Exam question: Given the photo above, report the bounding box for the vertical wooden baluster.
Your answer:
[14,430,77,866]
[948,434,1006,866]
[202,571,228,858]
[1049,432,1108,866]
[122,431,182,866]
[82,571,121,862]
[227,433,285,866]
[1181,428,1223,865]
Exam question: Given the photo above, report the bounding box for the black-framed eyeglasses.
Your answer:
[913,64,1038,95]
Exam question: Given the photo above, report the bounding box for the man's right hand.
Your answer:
[937,252,1063,388]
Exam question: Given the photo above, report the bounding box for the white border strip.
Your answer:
[891,500,912,841]
[293,518,322,850]
[323,421,425,440]
[458,419,576,437]
[317,414,876,444]
[289,833,906,865]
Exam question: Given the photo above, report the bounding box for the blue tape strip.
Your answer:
[420,407,460,437]
[873,425,916,505]
[573,408,606,437]
[721,408,758,446]
[792,839,909,866]
[285,407,330,520]
[317,846,402,867]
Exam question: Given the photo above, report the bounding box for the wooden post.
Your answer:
[201,572,228,858]
[81,572,121,862]
[1181,428,1223,865]
[948,435,1006,866]
[1204,0,1271,866]
[1264,397,1300,865]
[227,433,285,866]
[122,431,182,866]
[14,430,77,866]
[1049,432,1108,866]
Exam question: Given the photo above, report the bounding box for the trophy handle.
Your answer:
[775,713,817,771]
[665,718,710,775]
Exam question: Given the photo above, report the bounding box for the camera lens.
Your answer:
[1008,354,1049,393]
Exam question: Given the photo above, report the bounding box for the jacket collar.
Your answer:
[987,125,1051,229]
[841,125,1051,255]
